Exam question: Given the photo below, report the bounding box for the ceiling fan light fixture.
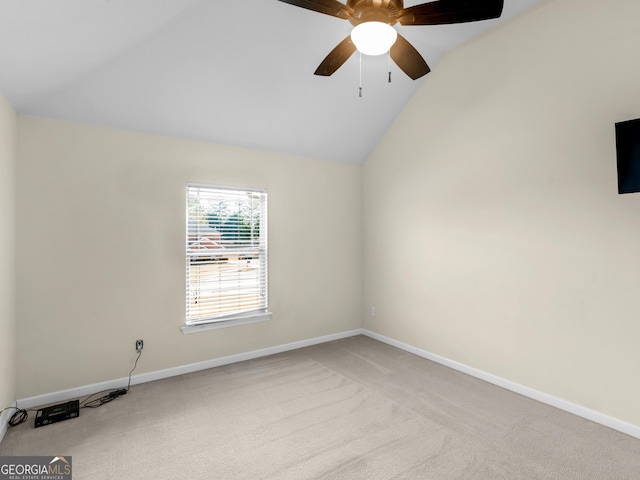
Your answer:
[350,21,397,56]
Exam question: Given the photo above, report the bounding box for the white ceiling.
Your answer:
[0,0,543,164]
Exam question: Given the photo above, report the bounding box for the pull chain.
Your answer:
[359,51,363,97]
[387,28,392,83]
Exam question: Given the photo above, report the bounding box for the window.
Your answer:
[184,183,269,332]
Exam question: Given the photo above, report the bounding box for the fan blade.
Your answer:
[314,36,357,76]
[390,33,430,80]
[398,0,503,26]
[276,0,353,20]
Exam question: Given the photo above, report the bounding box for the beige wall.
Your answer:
[10,0,640,433]
[16,116,362,398]
[0,93,17,411]
[363,0,640,427]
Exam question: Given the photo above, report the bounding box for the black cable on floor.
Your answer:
[0,406,37,427]
[2,348,143,426]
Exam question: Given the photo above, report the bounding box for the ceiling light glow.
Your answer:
[350,22,397,56]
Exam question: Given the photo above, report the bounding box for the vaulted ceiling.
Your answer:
[0,0,543,163]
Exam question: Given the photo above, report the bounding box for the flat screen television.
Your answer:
[615,118,640,194]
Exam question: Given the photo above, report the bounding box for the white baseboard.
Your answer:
[362,329,640,440]
[17,329,363,410]
[0,401,17,445]
[18,327,636,441]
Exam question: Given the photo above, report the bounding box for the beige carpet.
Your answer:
[2,335,639,479]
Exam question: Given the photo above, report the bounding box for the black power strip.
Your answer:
[109,389,127,398]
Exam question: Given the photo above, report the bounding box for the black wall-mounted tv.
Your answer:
[615,118,640,194]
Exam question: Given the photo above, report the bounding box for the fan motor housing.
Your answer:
[347,0,402,25]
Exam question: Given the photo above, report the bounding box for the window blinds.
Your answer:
[186,184,267,325]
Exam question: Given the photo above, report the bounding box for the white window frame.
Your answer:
[182,183,271,334]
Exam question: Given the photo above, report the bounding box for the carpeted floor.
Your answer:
[1,335,639,479]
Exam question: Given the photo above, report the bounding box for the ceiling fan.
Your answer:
[276,0,504,80]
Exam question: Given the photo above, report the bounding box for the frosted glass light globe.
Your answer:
[350,21,398,56]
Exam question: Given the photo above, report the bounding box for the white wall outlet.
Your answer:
[370,307,376,317]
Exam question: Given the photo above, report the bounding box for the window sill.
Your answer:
[181,311,272,334]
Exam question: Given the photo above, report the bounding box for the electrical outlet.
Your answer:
[370,306,376,317]
[135,340,144,352]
